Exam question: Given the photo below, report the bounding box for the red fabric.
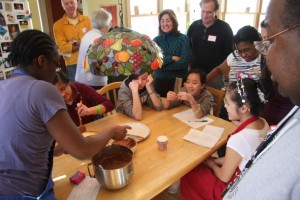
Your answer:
[180,164,240,200]
[180,117,257,200]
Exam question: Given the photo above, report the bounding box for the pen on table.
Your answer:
[188,120,208,122]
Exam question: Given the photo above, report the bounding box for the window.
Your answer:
[220,0,271,34]
[126,0,271,37]
[130,0,157,15]
[127,0,188,39]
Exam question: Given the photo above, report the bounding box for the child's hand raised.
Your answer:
[177,92,193,101]
[166,91,178,100]
[76,102,90,116]
[146,74,154,87]
[129,80,139,92]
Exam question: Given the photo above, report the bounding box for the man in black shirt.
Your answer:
[187,0,233,89]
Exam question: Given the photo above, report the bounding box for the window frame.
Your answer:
[126,0,270,36]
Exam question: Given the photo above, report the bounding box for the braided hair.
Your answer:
[232,25,261,58]
[8,29,58,69]
[227,78,264,116]
[233,26,261,46]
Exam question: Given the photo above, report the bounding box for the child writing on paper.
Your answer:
[116,72,163,120]
[180,78,269,200]
[164,69,214,118]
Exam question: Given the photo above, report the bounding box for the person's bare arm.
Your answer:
[77,103,107,117]
[146,74,162,109]
[177,92,205,118]
[46,110,130,160]
[164,91,177,109]
[206,59,230,83]
[130,81,143,120]
[204,147,242,182]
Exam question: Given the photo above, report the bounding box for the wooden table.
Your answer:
[53,106,236,200]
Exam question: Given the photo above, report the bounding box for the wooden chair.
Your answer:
[206,86,225,117]
[98,82,122,116]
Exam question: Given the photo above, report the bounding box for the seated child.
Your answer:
[180,78,269,200]
[53,71,114,127]
[164,69,214,118]
[53,71,116,156]
[116,72,163,120]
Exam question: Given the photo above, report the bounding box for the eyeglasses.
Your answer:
[48,59,61,72]
[254,24,300,56]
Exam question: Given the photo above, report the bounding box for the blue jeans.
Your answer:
[66,64,77,82]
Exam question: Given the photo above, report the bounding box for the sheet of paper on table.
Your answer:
[172,109,214,129]
[67,176,100,200]
[183,125,224,148]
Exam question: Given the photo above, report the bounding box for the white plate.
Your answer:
[121,122,150,142]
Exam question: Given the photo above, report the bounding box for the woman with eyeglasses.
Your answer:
[206,26,263,157]
[207,26,262,85]
[207,26,262,116]
[0,30,130,198]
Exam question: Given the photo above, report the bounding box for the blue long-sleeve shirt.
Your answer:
[153,33,191,80]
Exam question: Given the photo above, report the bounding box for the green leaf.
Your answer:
[145,53,152,61]
[105,67,115,76]
[139,50,146,55]
[125,62,134,71]
[100,65,106,72]
[117,64,125,74]
[129,46,136,52]
[140,62,147,69]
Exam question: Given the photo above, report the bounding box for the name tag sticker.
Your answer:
[208,35,217,42]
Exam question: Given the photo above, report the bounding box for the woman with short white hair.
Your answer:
[75,8,112,89]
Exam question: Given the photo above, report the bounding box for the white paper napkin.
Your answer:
[183,125,224,148]
[173,109,214,129]
[67,176,100,200]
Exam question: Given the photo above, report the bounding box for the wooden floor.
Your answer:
[152,186,181,200]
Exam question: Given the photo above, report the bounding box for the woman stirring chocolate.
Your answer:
[0,30,130,199]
